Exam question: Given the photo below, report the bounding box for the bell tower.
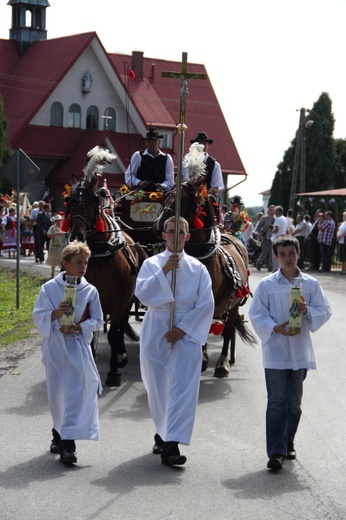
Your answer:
[8,0,50,54]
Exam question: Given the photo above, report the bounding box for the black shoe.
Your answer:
[286,443,296,460]
[50,441,60,454]
[50,428,61,453]
[161,441,187,466]
[267,455,284,470]
[161,453,187,466]
[152,433,164,455]
[105,370,121,387]
[256,261,261,272]
[60,449,77,465]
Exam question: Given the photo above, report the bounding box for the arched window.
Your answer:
[35,8,42,29]
[86,106,99,130]
[50,102,63,127]
[103,108,116,131]
[25,9,32,27]
[68,104,81,128]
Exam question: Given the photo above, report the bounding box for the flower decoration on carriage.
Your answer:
[195,185,208,205]
[119,185,130,195]
[148,191,164,202]
[62,184,71,205]
[131,189,145,204]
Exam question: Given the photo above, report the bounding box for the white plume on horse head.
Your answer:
[83,146,117,183]
[182,142,206,183]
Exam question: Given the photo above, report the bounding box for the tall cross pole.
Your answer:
[162,52,207,343]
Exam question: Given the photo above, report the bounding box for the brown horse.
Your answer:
[68,176,146,387]
[154,181,256,377]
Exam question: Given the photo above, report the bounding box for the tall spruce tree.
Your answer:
[269,92,338,213]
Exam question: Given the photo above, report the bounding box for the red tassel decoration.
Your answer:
[235,288,243,298]
[193,216,204,229]
[242,285,250,296]
[209,321,225,335]
[61,219,69,232]
[95,217,105,232]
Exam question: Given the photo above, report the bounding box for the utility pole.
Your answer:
[289,108,305,210]
[289,108,314,210]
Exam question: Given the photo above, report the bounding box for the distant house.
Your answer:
[259,189,271,210]
[0,0,247,210]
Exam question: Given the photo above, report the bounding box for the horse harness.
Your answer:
[70,182,138,275]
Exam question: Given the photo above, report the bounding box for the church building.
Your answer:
[0,0,247,209]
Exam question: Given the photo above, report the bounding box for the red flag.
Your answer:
[128,68,136,80]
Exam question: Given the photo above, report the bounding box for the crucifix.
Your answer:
[102,110,113,130]
[162,52,207,345]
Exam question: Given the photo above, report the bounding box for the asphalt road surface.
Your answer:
[0,258,345,520]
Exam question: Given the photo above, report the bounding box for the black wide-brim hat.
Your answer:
[141,127,163,140]
[190,131,214,144]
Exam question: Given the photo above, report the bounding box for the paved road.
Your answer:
[0,258,345,520]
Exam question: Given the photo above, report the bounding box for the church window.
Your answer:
[86,106,99,130]
[50,102,63,127]
[68,104,81,128]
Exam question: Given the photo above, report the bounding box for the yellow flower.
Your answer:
[149,192,159,201]
[119,185,130,195]
[62,184,71,199]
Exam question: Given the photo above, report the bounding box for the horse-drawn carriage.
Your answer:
[66,146,256,387]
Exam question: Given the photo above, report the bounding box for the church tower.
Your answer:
[8,0,50,54]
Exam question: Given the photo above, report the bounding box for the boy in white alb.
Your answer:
[135,216,214,466]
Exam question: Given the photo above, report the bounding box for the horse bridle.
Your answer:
[69,181,100,234]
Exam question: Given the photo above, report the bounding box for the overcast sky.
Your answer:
[1,0,346,207]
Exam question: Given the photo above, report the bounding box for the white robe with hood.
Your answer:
[33,272,103,441]
[135,249,214,445]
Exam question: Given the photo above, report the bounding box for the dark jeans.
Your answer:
[320,243,332,271]
[265,368,307,457]
[309,238,321,270]
[36,231,50,262]
[296,236,305,269]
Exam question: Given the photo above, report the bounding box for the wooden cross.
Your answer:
[162,52,208,344]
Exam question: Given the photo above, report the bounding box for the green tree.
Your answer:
[268,169,283,207]
[305,92,336,192]
[0,94,13,195]
[269,92,338,213]
[335,137,346,189]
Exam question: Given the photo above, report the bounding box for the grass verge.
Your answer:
[0,267,44,347]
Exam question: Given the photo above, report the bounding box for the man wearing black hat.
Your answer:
[184,132,224,194]
[125,127,175,192]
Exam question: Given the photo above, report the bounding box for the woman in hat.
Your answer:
[46,214,68,278]
[125,127,175,192]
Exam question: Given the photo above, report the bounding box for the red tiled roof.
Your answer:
[110,54,246,176]
[0,33,98,143]
[1,31,247,190]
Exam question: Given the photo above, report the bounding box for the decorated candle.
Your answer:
[289,277,302,335]
[61,275,77,333]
